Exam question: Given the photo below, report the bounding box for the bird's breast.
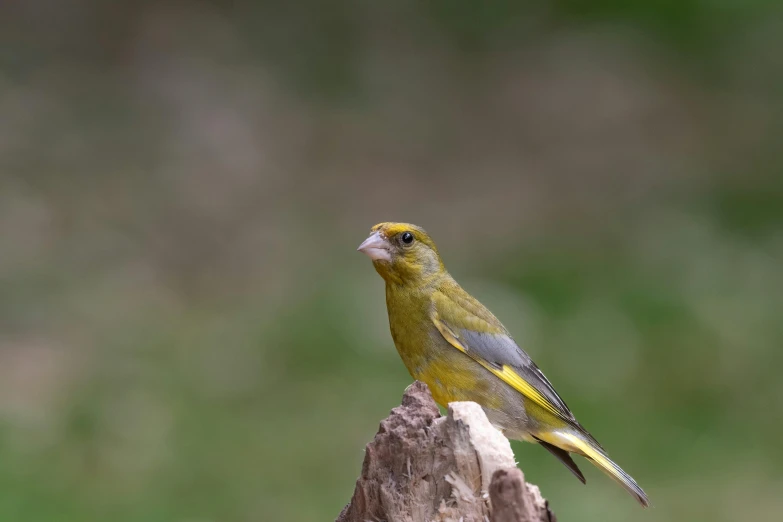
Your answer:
[384,285,502,409]
[385,286,438,373]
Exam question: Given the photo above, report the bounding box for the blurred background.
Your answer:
[1,1,783,521]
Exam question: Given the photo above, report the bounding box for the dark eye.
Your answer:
[401,232,414,245]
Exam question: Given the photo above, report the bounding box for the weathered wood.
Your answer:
[489,468,556,522]
[337,381,556,522]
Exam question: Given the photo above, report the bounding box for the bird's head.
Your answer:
[357,222,445,284]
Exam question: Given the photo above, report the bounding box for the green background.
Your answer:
[1,1,782,521]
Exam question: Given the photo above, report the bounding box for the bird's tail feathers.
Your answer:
[544,431,650,507]
[533,436,586,484]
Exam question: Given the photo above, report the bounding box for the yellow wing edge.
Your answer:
[431,311,564,419]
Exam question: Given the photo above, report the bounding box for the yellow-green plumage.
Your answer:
[358,222,649,507]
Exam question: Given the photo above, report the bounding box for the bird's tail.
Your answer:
[545,431,650,507]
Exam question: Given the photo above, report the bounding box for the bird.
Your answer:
[357,222,649,507]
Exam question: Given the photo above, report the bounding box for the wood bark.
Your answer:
[337,381,556,522]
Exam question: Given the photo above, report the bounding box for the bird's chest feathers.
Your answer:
[385,285,438,377]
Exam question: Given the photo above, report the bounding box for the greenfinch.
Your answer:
[358,222,649,507]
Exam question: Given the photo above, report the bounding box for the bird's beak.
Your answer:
[357,231,392,261]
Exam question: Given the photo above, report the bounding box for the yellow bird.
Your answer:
[358,222,649,507]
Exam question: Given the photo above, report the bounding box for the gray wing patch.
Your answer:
[457,330,532,368]
[457,329,574,419]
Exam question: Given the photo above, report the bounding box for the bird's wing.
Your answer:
[430,287,576,423]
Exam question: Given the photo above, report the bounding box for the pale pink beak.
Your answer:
[357,231,392,261]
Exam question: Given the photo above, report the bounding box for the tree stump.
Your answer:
[337,381,556,522]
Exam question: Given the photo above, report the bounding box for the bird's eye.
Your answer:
[401,232,414,245]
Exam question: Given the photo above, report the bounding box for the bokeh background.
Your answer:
[2,1,783,521]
